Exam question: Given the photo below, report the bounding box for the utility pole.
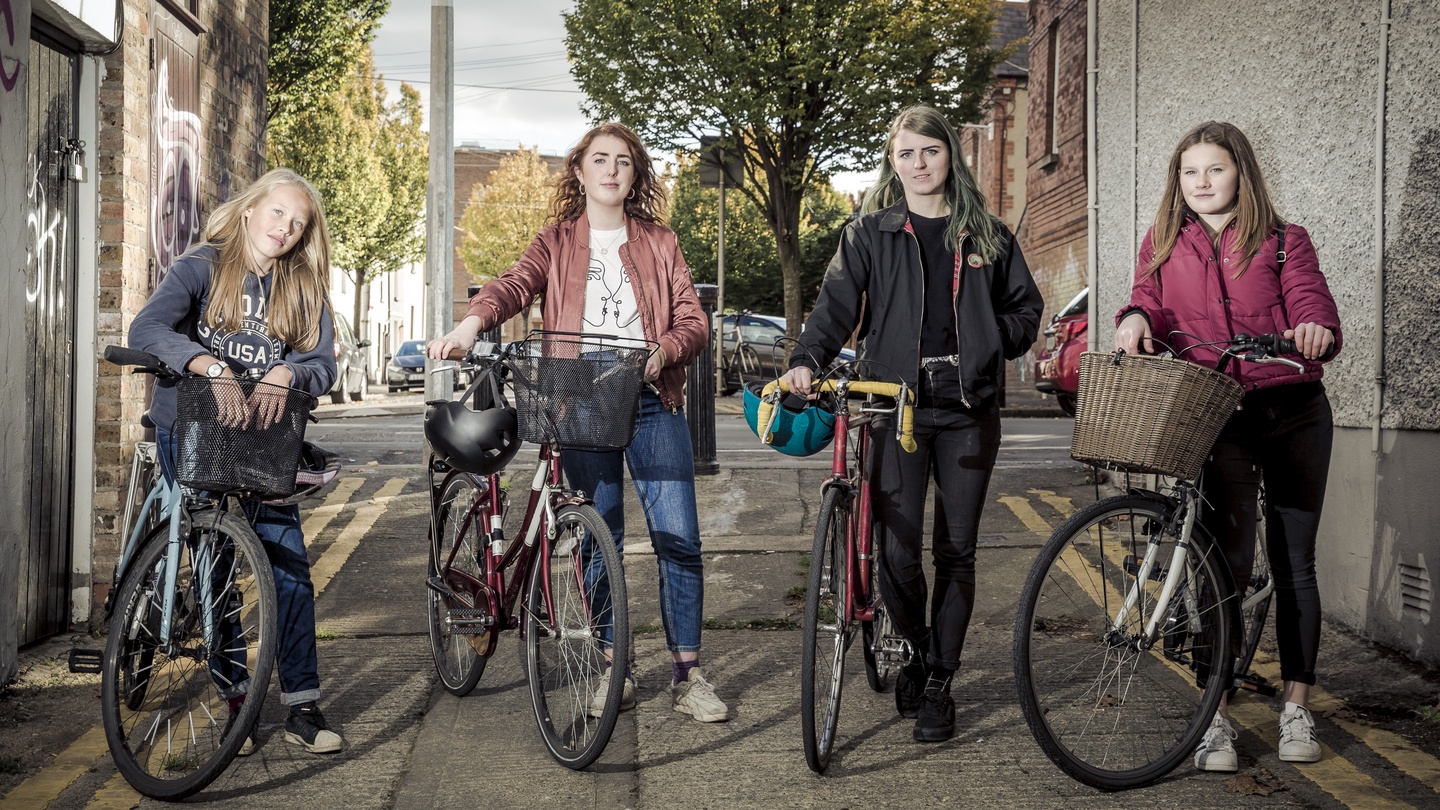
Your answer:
[424,0,455,401]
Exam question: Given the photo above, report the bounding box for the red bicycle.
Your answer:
[758,369,917,773]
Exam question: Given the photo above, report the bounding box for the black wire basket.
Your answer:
[172,377,317,498]
[508,333,652,451]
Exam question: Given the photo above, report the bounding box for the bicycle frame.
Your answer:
[428,442,594,655]
[823,401,879,627]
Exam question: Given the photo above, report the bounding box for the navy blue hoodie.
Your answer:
[128,244,338,430]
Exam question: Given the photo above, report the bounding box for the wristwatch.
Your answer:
[205,361,227,378]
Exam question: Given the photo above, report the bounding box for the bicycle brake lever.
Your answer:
[1246,353,1304,371]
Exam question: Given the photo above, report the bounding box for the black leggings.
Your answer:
[870,399,1001,672]
[1201,381,1333,686]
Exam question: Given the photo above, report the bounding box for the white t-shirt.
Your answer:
[582,227,648,346]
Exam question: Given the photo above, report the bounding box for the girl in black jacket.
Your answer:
[784,105,1042,743]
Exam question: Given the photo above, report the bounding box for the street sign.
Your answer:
[698,135,744,188]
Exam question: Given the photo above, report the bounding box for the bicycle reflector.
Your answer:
[743,381,836,457]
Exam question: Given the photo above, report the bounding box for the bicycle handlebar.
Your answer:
[759,378,917,453]
[105,345,183,379]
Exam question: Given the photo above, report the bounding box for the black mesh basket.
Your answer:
[508,333,652,451]
[172,377,317,498]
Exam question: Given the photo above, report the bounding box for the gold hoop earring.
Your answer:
[580,186,586,195]
[627,188,636,200]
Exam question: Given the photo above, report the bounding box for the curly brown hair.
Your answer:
[549,123,666,225]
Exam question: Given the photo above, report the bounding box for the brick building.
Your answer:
[1,0,268,681]
[450,145,567,339]
[1019,0,1089,364]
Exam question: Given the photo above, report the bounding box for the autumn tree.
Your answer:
[456,147,555,283]
[565,0,1005,335]
[669,155,852,314]
[267,47,428,334]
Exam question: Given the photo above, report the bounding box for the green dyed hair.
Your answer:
[860,105,1004,262]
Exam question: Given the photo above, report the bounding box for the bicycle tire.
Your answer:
[1013,493,1233,790]
[525,504,628,770]
[861,619,883,692]
[101,510,277,800]
[801,487,853,773]
[427,473,490,696]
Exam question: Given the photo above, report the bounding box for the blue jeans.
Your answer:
[157,429,322,707]
[562,391,705,653]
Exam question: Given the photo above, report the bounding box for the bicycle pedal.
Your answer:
[1123,554,1167,582]
[445,608,494,634]
[68,648,103,673]
[1235,673,1278,697]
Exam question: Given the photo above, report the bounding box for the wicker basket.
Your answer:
[1070,352,1242,481]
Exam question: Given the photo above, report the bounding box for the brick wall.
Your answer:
[1017,0,1089,401]
[90,0,268,622]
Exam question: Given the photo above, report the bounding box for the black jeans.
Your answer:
[1201,381,1332,686]
[870,398,1001,672]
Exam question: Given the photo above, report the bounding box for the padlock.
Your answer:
[65,138,87,183]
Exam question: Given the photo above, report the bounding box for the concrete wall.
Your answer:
[1094,0,1440,665]
[1,0,34,686]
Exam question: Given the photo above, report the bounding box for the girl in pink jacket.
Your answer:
[1116,121,1341,773]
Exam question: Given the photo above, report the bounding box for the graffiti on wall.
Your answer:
[0,0,19,94]
[151,56,202,275]
[25,154,69,318]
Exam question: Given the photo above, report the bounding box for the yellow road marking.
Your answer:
[1248,660,1440,794]
[0,726,109,807]
[85,773,138,809]
[309,477,407,597]
[1028,488,1075,518]
[1228,697,1417,809]
[997,495,1052,536]
[301,476,364,537]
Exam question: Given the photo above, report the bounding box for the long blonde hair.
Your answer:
[202,168,332,352]
[1148,121,1284,279]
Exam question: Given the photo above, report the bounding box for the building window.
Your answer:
[1048,21,1060,156]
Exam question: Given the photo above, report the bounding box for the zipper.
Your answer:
[951,231,971,409]
[615,233,678,414]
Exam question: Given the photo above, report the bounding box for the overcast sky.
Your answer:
[370,0,875,193]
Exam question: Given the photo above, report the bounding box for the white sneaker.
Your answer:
[671,668,729,722]
[588,669,636,718]
[1194,712,1238,772]
[1278,702,1322,762]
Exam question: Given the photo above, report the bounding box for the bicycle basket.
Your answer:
[1070,351,1242,481]
[172,377,317,498]
[507,333,651,451]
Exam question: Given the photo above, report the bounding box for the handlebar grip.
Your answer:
[759,378,917,453]
[104,345,162,368]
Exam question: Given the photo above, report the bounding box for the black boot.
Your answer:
[912,675,956,743]
[894,660,928,719]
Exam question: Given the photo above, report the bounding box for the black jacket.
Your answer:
[790,201,1043,406]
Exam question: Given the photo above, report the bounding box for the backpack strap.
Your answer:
[1275,225,1287,272]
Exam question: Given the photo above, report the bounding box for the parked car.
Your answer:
[385,340,428,392]
[716,312,855,395]
[1033,287,1088,416]
[329,312,371,404]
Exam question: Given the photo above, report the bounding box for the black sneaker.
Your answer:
[284,702,344,754]
[222,711,258,757]
[912,683,956,743]
[894,661,927,719]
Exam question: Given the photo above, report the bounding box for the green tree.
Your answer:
[670,155,852,315]
[565,0,1005,335]
[456,147,555,283]
[268,47,428,334]
[267,0,390,126]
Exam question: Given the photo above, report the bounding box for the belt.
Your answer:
[920,354,959,367]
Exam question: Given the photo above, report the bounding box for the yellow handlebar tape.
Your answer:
[758,378,917,453]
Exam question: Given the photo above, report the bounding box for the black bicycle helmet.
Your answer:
[425,367,520,475]
[264,442,341,506]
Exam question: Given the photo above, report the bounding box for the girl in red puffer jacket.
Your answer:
[1115,121,1341,774]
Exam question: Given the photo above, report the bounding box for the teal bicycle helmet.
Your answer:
[743,381,837,457]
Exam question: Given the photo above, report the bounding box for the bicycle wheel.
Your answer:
[427,473,490,696]
[802,487,853,773]
[101,510,277,800]
[737,344,761,378]
[525,504,628,769]
[1014,493,1233,790]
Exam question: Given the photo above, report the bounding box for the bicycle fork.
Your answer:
[1112,490,1201,650]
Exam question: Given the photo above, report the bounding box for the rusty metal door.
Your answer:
[20,33,80,644]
